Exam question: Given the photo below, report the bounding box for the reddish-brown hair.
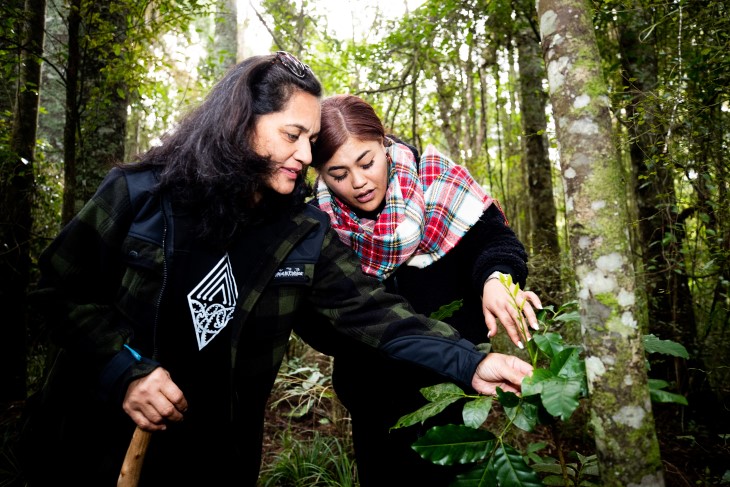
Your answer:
[311,94,385,169]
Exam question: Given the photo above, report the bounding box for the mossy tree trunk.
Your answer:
[536,0,665,484]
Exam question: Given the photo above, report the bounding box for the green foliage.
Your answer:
[643,334,690,406]
[642,334,689,359]
[394,277,690,485]
[393,291,589,486]
[431,299,465,321]
[270,354,335,419]
[258,430,358,487]
[530,451,600,487]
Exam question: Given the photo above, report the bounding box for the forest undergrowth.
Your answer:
[261,341,730,487]
[0,341,726,486]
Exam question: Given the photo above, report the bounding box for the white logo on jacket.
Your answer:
[187,254,238,350]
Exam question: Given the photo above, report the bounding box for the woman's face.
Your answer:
[252,90,321,195]
[318,137,389,213]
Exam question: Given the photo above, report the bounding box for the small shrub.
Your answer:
[393,275,687,486]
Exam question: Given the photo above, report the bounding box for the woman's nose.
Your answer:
[351,171,367,188]
[296,140,312,165]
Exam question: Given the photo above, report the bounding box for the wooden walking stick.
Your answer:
[117,346,153,486]
[117,426,152,487]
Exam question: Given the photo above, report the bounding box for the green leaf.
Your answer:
[533,333,565,359]
[550,347,585,380]
[431,299,464,320]
[421,382,466,401]
[522,368,553,397]
[412,424,495,465]
[504,397,539,432]
[540,376,584,420]
[493,444,543,486]
[393,395,463,429]
[543,475,568,485]
[526,441,548,454]
[463,396,492,429]
[648,378,670,389]
[649,388,688,405]
[531,463,565,474]
[642,334,689,358]
[554,310,581,324]
[576,452,596,466]
[450,459,500,487]
[495,388,520,407]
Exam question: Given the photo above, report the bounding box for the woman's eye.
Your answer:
[287,133,298,142]
[332,173,347,182]
[362,160,375,169]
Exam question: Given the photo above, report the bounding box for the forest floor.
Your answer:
[261,348,730,487]
[262,398,730,486]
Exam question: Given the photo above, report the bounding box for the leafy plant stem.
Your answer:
[550,423,572,486]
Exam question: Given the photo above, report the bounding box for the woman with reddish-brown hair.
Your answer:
[306,94,542,486]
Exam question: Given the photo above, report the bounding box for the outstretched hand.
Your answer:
[123,367,188,431]
[471,352,533,396]
[482,277,543,349]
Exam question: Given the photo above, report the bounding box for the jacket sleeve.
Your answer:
[305,222,486,390]
[469,204,529,292]
[31,168,159,402]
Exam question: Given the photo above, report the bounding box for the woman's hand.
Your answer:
[482,276,543,349]
[471,352,534,395]
[123,367,188,431]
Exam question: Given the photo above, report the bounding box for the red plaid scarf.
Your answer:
[316,141,494,280]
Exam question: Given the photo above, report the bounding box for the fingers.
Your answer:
[483,280,544,350]
[507,355,534,381]
[123,368,187,430]
[488,304,529,347]
[472,353,533,396]
[521,291,542,331]
[160,380,188,418]
[484,312,499,339]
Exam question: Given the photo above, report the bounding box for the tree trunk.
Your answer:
[617,2,697,384]
[1,0,46,404]
[214,0,238,75]
[536,0,664,485]
[516,25,562,306]
[63,1,128,222]
[62,0,79,224]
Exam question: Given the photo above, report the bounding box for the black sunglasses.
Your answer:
[274,51,311,79]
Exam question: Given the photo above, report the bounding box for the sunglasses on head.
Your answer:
[273,51,311,79]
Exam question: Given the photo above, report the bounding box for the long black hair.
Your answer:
[133,53,322,246]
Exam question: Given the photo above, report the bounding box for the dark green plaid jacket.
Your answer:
[34,167,486,407]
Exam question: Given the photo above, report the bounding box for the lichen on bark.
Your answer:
[537,0,665,485]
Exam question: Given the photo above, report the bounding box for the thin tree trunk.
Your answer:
[537,0,664,484]
[617,2,696,375]
[1,0,46,404]
[62,0,80,224]
[214,0,238,74]
[64,1,128,221]
[516,25,562,306]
